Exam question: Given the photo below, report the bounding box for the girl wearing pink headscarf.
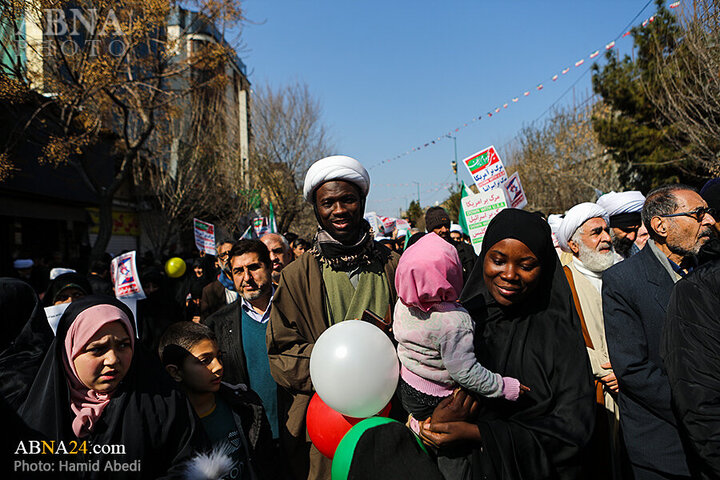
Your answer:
[17,296,205,479]
[393,233,523,428]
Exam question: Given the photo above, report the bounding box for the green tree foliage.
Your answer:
[405,200,423,228]
[440,184,462,222]
[591,0,700,191]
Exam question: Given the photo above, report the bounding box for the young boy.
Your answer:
[158,322,276,480]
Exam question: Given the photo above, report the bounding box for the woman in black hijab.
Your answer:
[42,272,93,307]
[0,278,53,409]
[17,296,206,479]
[421,209,595,480]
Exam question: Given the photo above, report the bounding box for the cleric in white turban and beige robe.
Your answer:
[266,155,401,480]
[557,202,625,480]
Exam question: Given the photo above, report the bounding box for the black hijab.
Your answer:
[459,209,595,480]
[17,296,206,479]
[42,272,93,307]
[0,278,53,410]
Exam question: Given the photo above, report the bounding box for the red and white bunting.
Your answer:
[369,1,682,170]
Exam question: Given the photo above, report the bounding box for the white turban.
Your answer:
[450,223,463,233]
[303,155,370,203]
[596,191,645,216]
[50,268,77,280]
[547,214,564,234]
[557,203,609,252]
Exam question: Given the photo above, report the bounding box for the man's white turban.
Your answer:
[303,155,370,203]
[596,191,645,216]
[557,203,609,252]
[547,214,564,235]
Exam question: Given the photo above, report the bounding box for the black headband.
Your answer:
[609,212,641,229]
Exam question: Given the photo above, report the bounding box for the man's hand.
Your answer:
[600,362,619,393]
[430,389,479,424]
[419,419,482,447]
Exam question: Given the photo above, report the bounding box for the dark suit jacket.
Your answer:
[201,279,226,320]
[602,243,689,475]
[203,300,249,385]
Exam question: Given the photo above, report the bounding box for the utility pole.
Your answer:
[412,181,420,206]
[447,135,459,188]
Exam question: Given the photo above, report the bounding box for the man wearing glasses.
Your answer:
[201,240,238,319]
[602,185,715,480]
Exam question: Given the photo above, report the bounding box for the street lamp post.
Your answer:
[412,181,420,206]
[448,135,459,188]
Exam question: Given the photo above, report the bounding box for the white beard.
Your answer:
[577,241,615,272]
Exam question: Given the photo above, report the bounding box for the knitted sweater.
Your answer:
[393,300,503,398]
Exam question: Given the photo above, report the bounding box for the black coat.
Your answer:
[453,239,477,282]
[203,300,250,385]
[204,299,293,475]
[460,209,595,480]
[602,243,690,475]
[216,383,280,479]
[662,257,720,479]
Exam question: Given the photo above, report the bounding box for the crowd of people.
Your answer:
[2,154,720,480]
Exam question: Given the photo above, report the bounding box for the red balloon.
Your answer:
[307,393,391,459]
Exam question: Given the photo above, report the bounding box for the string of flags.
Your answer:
[368,0,682,171]
[368,183,457,205]
[375,181,455,189]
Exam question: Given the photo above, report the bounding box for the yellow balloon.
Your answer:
[165,257,186,278]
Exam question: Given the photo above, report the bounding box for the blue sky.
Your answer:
[239,0,659,217]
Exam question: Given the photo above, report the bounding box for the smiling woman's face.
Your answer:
[72,321,133,394]
[483,238,542,307]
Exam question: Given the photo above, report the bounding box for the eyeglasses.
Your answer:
[217,252,230,260]
[658,206,717,222]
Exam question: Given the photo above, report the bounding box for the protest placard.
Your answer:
[462,145,509,193]
[503,172,528,209]
[110,251,145,335]
[462,189,510,254]
[44,303,70,335]
[111,251,146,300]
[379,216,397,235]
[364,212,384,235]
[193,218,217,255]
[395,218,411,232]
[252,217,269,237]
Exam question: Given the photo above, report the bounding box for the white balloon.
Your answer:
[310,320,399,418]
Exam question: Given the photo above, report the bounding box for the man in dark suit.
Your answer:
[203,240,285,443]
[603,184,716,480]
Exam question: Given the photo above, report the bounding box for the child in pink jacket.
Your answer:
[393,233,523,425]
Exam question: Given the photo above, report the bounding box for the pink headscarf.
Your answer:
[394,233,464,312]
[63,304,135,438]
